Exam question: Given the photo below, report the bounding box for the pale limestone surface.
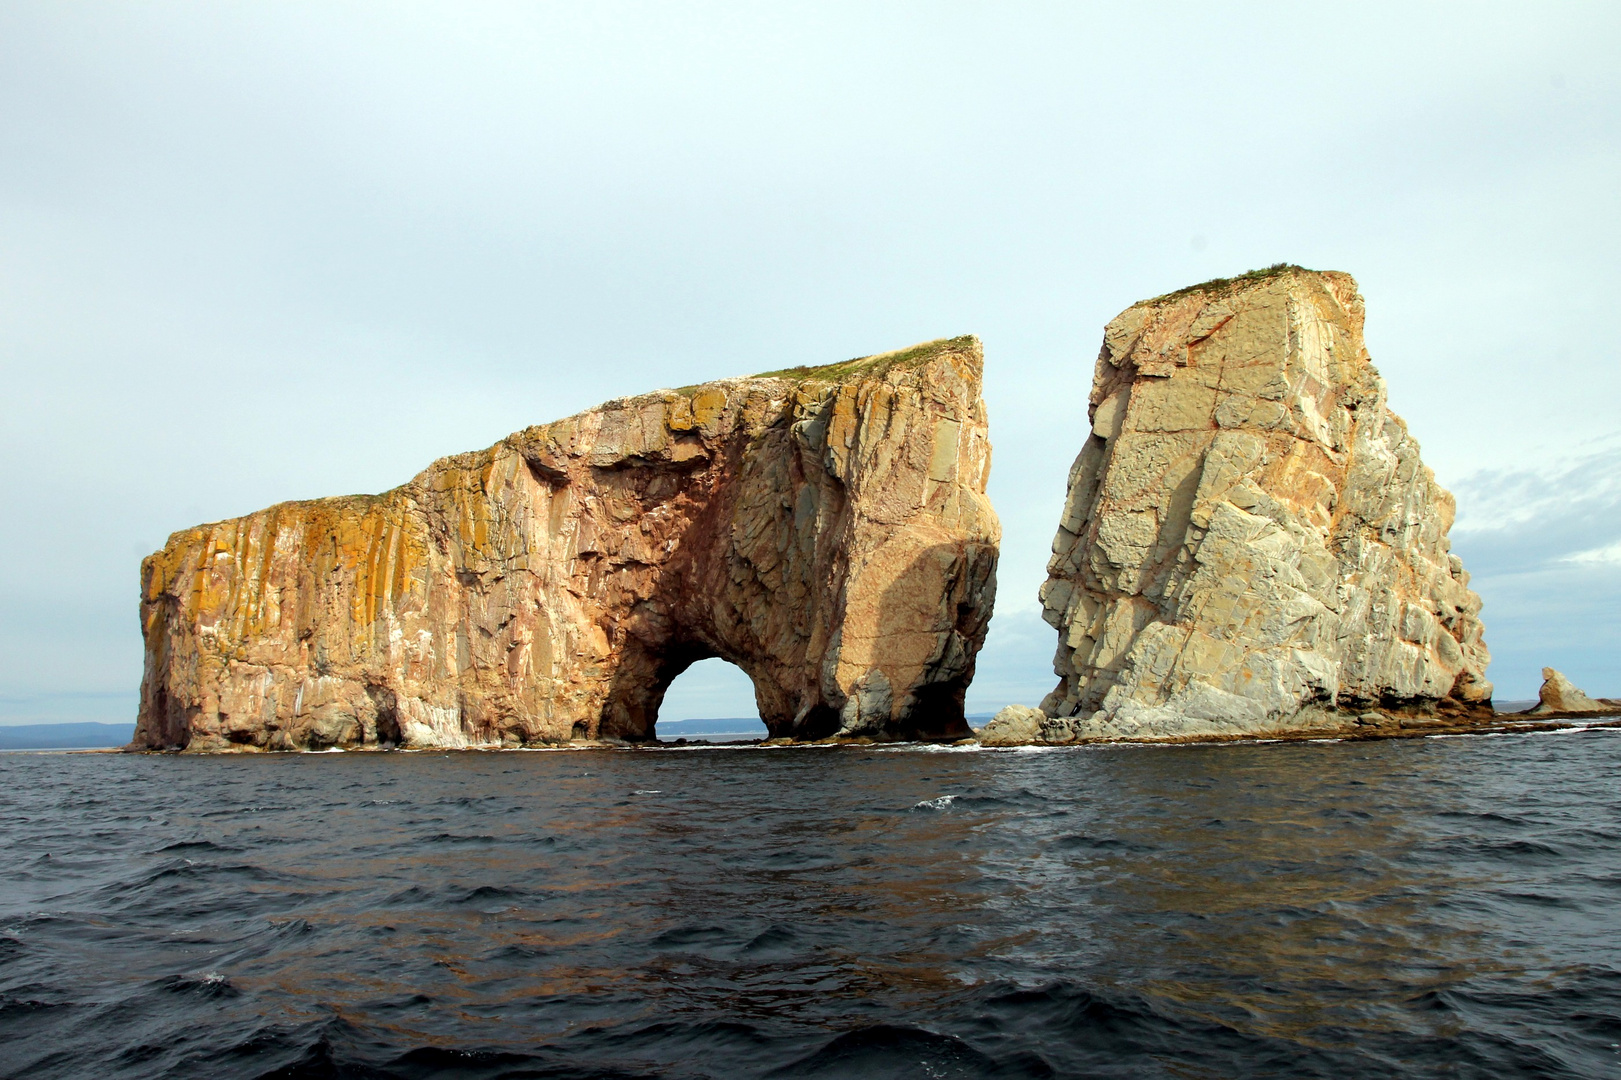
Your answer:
[1530,668,1606,714]
[1035,268,1492,741]
[975,704,1045,746]
[134,339,999,751]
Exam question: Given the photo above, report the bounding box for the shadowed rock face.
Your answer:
[135,338,999,751]
[1035,268,1492,741]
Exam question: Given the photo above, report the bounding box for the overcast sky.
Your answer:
[2,2,1617,726]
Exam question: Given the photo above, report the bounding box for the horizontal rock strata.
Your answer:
[135,338,999,751]
[1031,266,1492,742]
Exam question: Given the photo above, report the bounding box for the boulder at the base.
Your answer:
[134,338,1000,751]
[1530,668,1606,714]
[975,705,1045,746]
[1035,266,1493,742]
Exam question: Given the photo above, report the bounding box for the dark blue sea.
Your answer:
[3,731,1620,1079]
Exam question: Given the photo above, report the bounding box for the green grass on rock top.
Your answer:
[749,335,977,383]
[1146,263,1315,305]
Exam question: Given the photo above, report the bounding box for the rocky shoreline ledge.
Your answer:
[978,665,1619,747]
[974,705,1621,749]
[118,708,1621,753]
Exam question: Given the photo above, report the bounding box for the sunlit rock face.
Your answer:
[135,338,1000,751]
[1037,267,1492,741]
[1530,668,1610,715]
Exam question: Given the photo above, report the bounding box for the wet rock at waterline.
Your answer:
[134,338,999,751]
[1028,266,1493,743]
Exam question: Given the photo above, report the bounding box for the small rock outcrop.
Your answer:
[1530,668,1607,714]
[134,338,999,751]
[975,704,1045,746]
[1033,266,1492,741]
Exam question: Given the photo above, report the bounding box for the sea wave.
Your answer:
[3,732,1619,1078]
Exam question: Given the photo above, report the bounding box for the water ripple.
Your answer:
[1,732,1619,1077]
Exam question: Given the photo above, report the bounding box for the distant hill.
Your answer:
[0,722,134,751]
[660,715,1003,737]
[656,717,768,738]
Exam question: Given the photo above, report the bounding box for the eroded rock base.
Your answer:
[974,703,1620,748]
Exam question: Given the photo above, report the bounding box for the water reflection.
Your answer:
[995,743,1507,1048]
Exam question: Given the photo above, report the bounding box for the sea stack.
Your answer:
[1529,668,1609,714]
[1029,266,1491,741]
[135,338,1000,751]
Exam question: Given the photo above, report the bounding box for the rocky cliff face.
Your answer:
[1035,267,1491,740]
[135,338,999,751]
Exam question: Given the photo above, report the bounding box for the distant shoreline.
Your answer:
[0,722,135,751]
[8,705,1611,753]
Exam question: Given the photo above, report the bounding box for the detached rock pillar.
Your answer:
[135,338,1000,750]
[1529,668,1607,714]
[1036,267,1492,740]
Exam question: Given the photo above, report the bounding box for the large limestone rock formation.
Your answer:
[134,338,999,751]
[1035,266,1492,741]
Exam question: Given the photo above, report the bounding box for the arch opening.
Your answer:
[654,657,768,742]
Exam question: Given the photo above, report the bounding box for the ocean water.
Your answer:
[2,731,1619,1079]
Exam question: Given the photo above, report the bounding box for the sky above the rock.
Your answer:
[2,2,1617,725]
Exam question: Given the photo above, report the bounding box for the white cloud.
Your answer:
[1563,540,1621,566]
[1449,435,1621,537]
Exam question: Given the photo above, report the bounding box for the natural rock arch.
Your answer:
[649,656,762,733]
[134,338,1000,751]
